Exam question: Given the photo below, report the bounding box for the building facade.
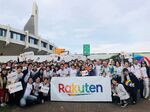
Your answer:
[0,1,56,55]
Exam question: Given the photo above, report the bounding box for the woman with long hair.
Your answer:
[141,62,149,99]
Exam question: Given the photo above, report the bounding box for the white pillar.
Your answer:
[38,37,41,52]
[25,31,29,49]
[5,25,10,45]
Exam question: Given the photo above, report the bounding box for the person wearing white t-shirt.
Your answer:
[131,59,144,98]
[20,77,37,107]
[39,78,50,103]
[33,77,41,97]
[124,62,131,73]
[43,66,51,80]
[69,65,77,77]
[7,66,23,84]
[101,61,111,77]
[115,61,123,83]
[64,63,70,77]
[94,60,102,76]
[31,65,39,79]
[141,62,149,98]
[109,60,116,78]
[57,64,67,77]
[112,79,129,108]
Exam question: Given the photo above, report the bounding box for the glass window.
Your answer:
[41,41,47,48]
[29,36,38,45]
[49,45,53,50]
[10,31,25,41]
[0,28,6,37]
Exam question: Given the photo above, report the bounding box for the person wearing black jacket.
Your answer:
[123,68,139,104]
[22,63,33,87]
[88,64,96,76]
[20,77,37,107]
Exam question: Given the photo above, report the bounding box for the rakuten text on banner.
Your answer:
[51,76,112,102]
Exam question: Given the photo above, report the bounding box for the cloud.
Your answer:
[0,0,150,54]
[91,41,150,53]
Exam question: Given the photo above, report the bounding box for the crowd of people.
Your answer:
[0,58,150,108]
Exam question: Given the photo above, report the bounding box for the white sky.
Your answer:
[0,0,150,53]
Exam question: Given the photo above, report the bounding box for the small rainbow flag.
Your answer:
[125,80,134,87]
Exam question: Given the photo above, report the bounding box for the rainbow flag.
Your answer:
[125,80,134,87]
[133,54,150,65]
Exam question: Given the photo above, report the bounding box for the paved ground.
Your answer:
[2,99,149,112]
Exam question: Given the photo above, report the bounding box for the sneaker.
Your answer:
[42,99,45,104]
[132,101,136,105]
[0,103,5,107]
[121,103,128,108]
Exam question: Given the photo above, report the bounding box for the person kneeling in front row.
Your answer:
[20,77,37,107]
[39,78,50,103]
[112,78,130,108]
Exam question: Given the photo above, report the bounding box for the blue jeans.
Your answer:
[20,95,37,107]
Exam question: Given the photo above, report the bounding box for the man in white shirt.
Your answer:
[101,61,111,77]
[20,77,37,107]
[131,59,144,98]
[124,62,131,73]
[94,60,102,76]
[31,65,39,79]
[7,66,23,84]
[69,65,77,77]
[57,64,67,77]
[22,63,33,86]
[64,63,70,76]
[43,66,51,79]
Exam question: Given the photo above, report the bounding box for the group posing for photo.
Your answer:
[0,58,149,108]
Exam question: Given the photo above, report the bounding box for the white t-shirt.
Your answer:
[95,65,102,76]
[57,69,66,77]
[33,82,41,96]
[101,66,111,77]
[141,67,148,78]
[31,69,39,77]
[8,72,23,83]
[127,67,131,73]
[116,67,123,76]
[115,84,129,100]
[70,68,77,77]
[23,83,33,98]
[40,83,50,96]
[131,64,142,79]
[43,70,51,78]
[64,68,70,75]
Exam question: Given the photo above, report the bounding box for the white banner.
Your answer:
[20,51,34,61]
[7,73,18,83]
[8,81,23,94]
[51,76,112,102]
[40,86,49,94]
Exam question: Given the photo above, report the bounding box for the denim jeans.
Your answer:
[20,95,37,107]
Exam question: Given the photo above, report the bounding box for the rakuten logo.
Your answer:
[58,83,103,96]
